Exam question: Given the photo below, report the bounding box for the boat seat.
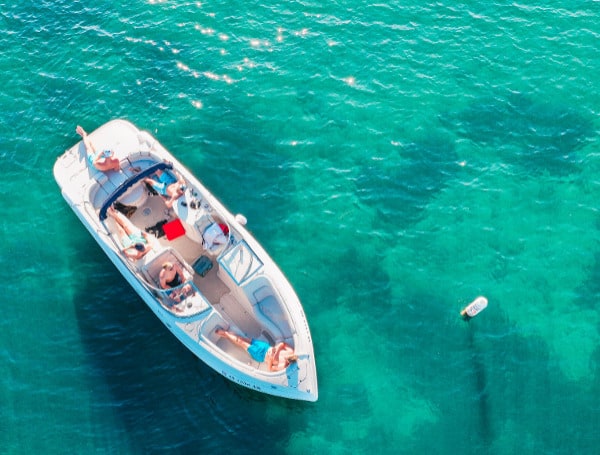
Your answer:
[126,150,154,163]
[195,214,214,234]
[253,303,284,343]
[141,247,194,288]
[89,181,112,209]
[219,293,284,343]
[253,286,293,338]
[200,311,229,342]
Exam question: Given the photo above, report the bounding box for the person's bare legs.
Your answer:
[76,125,96,155]
[172,284,195,302]
[144,173,184,208]
[143,177,157,187]
[164,189,180,209]
[165,172,186,207]
[215,329,251,350]
[113,219,128,241]
[108,206,137,236]
[76,125,121,172]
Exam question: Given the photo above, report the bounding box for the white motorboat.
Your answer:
[53,119,318,401]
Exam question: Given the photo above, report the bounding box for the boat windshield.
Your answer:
[219,240,263,285]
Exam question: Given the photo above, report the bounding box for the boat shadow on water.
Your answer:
[71,245,305,453]
[395,286,600,453]
[466,324,492,446]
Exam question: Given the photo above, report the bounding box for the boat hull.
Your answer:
[54,119,318,401]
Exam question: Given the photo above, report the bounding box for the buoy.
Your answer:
[235,214,247,226]
[461,296,488,319]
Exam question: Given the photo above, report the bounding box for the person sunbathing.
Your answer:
[76,125,121,172]
[215,328,298,371]
[107,206,154,260]
[143,169,186,208]
[159,261,194,302]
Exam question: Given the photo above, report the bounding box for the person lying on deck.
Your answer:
[215,328,298,372]
[76,125,122,172]
[143,169,186,208]
[107,206,154,260]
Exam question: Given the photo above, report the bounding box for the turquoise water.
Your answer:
[1,1,599,453]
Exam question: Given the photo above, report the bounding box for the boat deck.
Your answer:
[112,185,272,341]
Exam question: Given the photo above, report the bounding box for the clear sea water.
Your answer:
[1,1,599,453]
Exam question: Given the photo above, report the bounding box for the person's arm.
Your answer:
[273,343,286,357]
[174,263,185,277]
[140,243,152,258]
[82,134,95,155]
[141,231,157,250]
[266,349,276,371]
[267,344,285,372]
[122,247,140,261]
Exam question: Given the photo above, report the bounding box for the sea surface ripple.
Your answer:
[0,1,599,453]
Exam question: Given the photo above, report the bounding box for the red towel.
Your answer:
[163,218,186,240]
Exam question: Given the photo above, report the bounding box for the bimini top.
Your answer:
[98,161,173,221]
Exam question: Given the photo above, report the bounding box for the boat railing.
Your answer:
[150,280,211,317]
